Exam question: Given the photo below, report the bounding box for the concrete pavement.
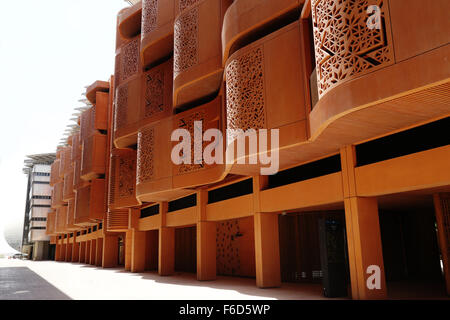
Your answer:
[0,258,330,300]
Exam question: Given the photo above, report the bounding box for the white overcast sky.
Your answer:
[0,0,129,235]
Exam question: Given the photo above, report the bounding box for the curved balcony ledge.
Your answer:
[74,179,105,227]
[81,133,107,181]
[106,210,129,232]
[136,94,227,202]
[59,147,72,178]
[62,169,75,202]
[114,57,173,148]
[86,80,109,105]
[66,199,78,231]
[224,21,308,175]
[50,159,62,187]
[55,206,68,234]
[80,105,108,142]
[140,0,176,68]
[71,133,82,163]
[51,182,65,209]
[309,44,450,145]
[109,148,141,210]
[118,1,142,40]
[46,211,56,236]
[222,0,303,62]
[173,0,231,107]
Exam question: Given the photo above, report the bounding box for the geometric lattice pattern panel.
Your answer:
[114,84,129,132]
[179,0,199,12]
[311,0,394,97]
[225,46,266,140]
[109,149,139,209]
[144,68,165,118]
[175,109,207,174]
[174,7,199,77]
[120,39,140,83]
[137,127,155,184]
[142,0,158,35]
[216,220,241,276]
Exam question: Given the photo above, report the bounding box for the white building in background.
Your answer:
[22,153,56,260]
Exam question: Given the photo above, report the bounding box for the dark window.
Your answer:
[356,117,450,167]
[33,172,51,176]
[32,195,51,199]
[70,233,73,238]
[141,204,160,218]
[168,194,197,212]
[33,181,50,185]
[208,178,253,204]
[76,231,81,236]
[93,226,97,232]
[30,226,46,230]
[30,217,47,222]
[99,223,102,230]
[268,155,342,189]
[31,204,51,208]
[64,234,67,239]
[88,228,92,234]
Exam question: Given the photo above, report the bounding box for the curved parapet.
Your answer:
[173,0,232,108]
[46,210,57,236]
[81,133,107,181]
[71,133,82,163]
[55,206,68,234]
[108,148,141,210]
[106,210,129,232]
[51,182,65,209]
[118,1,142,39]
[86,80,109,105]
[224,21,308,174]
[307,0,450,153]
[66,199,78,231]
[141,0,176,68]
[136,94,227,202]
[74,179,105,227]
[50,159,62,187]
[114,57,173,148]
[62,169,75,202]
[222,0,303,62]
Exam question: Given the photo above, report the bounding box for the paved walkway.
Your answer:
[0,258,332,300]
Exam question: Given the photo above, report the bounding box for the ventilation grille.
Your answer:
[108,148,140,210]
[107,210,129,232]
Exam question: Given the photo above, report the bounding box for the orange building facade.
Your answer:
[46,0,450,299]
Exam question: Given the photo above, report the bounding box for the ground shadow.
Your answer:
[0,266,71,300]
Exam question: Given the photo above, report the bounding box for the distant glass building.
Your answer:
[22,153,56,260]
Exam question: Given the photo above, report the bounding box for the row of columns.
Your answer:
[53,145,450,299]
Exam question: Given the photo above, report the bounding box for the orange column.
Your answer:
[96,238,103,267]
[158,202,174,276]
[125,231,132,271]
[85,240,91,264]
[72,240,80,262]
[131,230,146,273]
[196,190,216,281]
[90,239,97,265]
[252,176,280,288]
[60,242,66,262]
[129,208,146,273]
[254,212,281,288]
[102,234,119,268]
[79,241,86,263]
[341,145,387,300]
[55,240,61,261]
[433,193,450,295]
[65,238,72,262]
[159,227,175,276]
